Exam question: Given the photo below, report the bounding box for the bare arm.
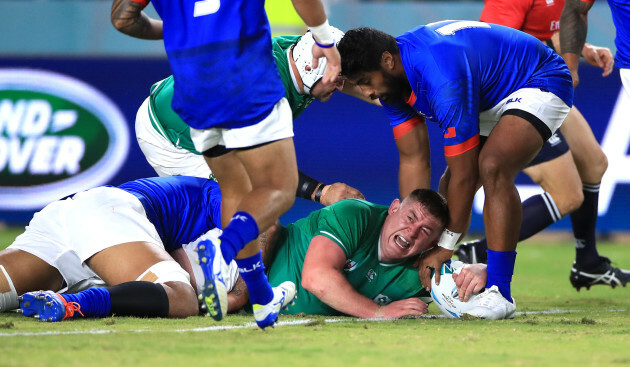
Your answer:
[111,0,163,40]
[394,121,431,198]
[560,0,595,87]
[301,235,427,318]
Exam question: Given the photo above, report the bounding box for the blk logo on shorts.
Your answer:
[506,98,522,104]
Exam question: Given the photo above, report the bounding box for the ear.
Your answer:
[381,52,395,71]
[388,198,401,215]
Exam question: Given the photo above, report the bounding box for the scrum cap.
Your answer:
[291,26,345,94]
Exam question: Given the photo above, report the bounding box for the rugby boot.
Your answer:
[253,281,297,329]
[196,238,228,321]
[19,291,83,322]
[454,240,487,264]
[570,256,630,291]
[464,285,516,320]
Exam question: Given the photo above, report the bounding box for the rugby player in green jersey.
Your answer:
[135,27,376,206]
[206,189,487,318]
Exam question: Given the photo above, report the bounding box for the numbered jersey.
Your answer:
[149,0,285,129]
[383,21,573,156]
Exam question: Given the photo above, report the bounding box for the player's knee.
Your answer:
[137,261,198,317]
[479,155,513,187]
[0,265,18,312]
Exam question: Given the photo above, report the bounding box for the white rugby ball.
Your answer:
[430,260,479,318]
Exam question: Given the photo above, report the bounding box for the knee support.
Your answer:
[0,265,19,311]
[136,261,192,288]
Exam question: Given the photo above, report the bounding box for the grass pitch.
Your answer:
[1,227,628,367]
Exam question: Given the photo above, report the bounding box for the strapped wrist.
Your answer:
[437,229,460,251]
[313,183,325,203]
[309,19,334,46]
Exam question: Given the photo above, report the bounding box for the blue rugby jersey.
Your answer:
[383,20,573,157]
[148,0,286,129]
[608,0,630,68]
[118,176,222,252]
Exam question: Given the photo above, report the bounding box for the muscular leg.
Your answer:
[0,249,63,311]
[86,241,198,318]
[479,114,544,300]
[204,138,297,308]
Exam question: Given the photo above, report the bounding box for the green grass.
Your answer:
[1,228,629,367]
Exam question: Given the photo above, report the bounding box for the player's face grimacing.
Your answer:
[311,76,345,102]
[379,198,443,262]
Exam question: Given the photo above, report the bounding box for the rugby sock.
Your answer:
[219,211,260,264]
[474,192,560,255]
[236,251,273,305]
[61,288,111,318]
[571,184,601,269]
[486,250,517,302]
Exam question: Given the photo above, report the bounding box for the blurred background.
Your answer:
[0,0,627,238]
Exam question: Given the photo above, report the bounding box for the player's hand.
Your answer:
[582,43,614,78]
[312,43,342,85]
[452,263,487,302]
[375,298,428,319]
[320,183,365,206]
[416,246,454,291]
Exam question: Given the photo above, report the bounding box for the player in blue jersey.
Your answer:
[0,176,295,322]
[560,0,630,95]
[338,22,574,319]
[111,0,341,328]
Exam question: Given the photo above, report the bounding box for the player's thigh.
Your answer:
[0,248,63,294]
[85,241,176,286]
[523,152,584,216]
[558,106,607,181]
[235,138,298,190]
[481,114,544,178]
[204,150,252,226]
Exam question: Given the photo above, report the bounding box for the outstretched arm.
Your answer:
[111,0,163,40]
[301,235,427,318]
[560,0,596,87]
[394,120,431,198]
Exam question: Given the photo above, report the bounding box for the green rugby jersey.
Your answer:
[147,35,314,154]
[267,199,430,316]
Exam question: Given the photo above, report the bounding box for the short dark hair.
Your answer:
[338,27,399,78]
[406,189,450,229]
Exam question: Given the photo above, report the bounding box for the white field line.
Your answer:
[0,309,625,337]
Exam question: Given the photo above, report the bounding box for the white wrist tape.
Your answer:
[309,19,334,45]
[438,229,461,251]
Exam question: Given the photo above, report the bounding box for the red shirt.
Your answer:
[480,0,565,42]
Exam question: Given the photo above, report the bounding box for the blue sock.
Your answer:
[571,184,601,269]
[486,250,517,302]
[235,251,273,305]
[220,211,260,264]
[61,288,111,318]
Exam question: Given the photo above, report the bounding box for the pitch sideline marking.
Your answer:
[0,309,625,337]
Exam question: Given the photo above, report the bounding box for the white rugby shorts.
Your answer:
[190,97,293,153]
[479,88,570,138]
[136,97,212,178]
[9,187,163,291]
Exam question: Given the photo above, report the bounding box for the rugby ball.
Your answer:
[430,260,479,318]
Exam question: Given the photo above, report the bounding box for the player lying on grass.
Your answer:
[0,176,296,328]
[135,27,372,206]
[0,176,487,321]
[207,189,488,318]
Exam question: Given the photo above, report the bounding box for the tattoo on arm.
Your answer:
[560,0,593,55]
[111,0,158,39]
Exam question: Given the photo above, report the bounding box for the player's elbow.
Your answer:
[301,270,325,297]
